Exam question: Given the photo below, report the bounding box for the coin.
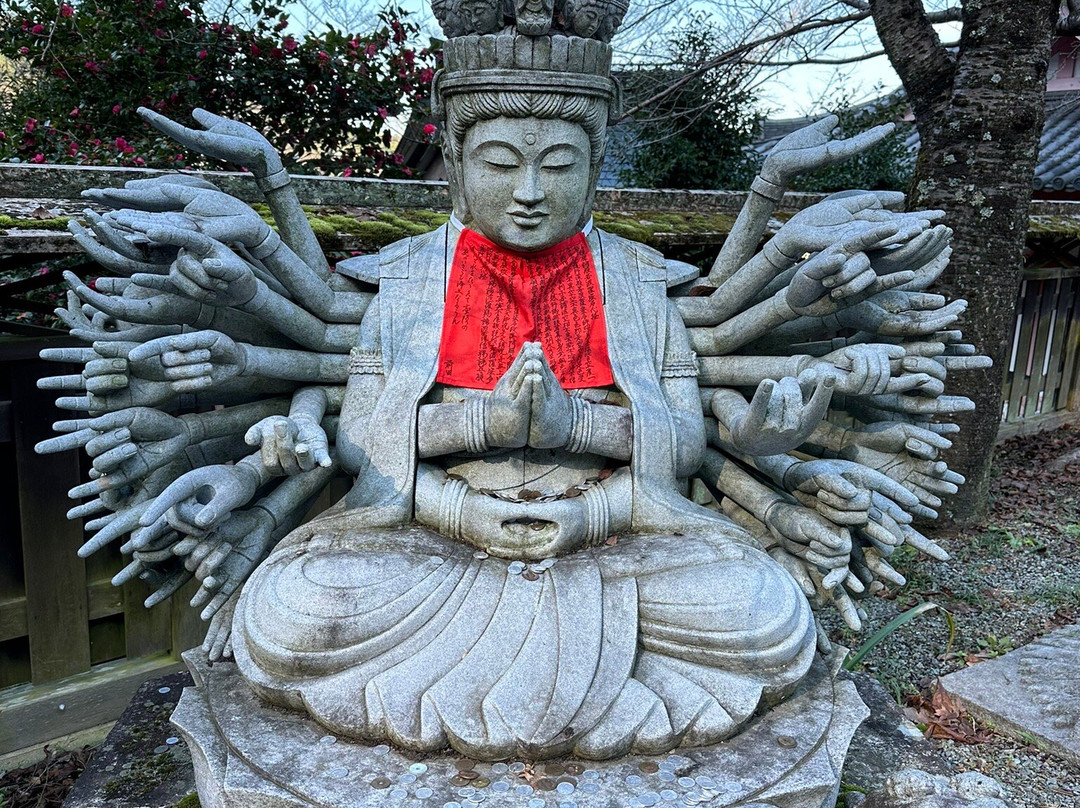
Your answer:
[416,787,434,798]
[564,763,584,775]
[491,763,509,774]
[544,763,565,776]
[473,777,490,788]
[776,734,797,749]
[450,776,471,787]
[523,570,539,581]
[460,770,479,781]
[410,763,429,774]
[535,778,557,791]
[456,758,477,771]
[508,561,526,575]
[639,761,660,773]
[371,777,391,789]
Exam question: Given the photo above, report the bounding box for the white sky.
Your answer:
[276,0,961,119]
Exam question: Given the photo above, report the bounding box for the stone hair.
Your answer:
[444,91,609,168]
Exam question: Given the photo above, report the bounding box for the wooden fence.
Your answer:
[999,247,1080,439]
[0,338,205,757]
[1,165,1079,757]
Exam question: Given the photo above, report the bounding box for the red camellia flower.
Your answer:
[283,36,297,52]
[19,46,28,54]
[60,4,74,17]
[24,118,37,133]
[342,167,353,177]
[317,50,329,63]
[112,104,122,114]
[423,123,436,136]
[30,153,45,163]
[197,49,208,59]
[377,107,388,119]
[31,23,44,33]
[250,44,260,56]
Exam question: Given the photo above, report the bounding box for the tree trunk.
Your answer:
[869,0,1060,522]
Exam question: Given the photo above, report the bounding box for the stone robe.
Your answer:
[231,225,816,760]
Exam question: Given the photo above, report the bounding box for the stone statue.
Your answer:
[36,0,987,803]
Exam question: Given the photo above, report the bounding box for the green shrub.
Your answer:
[0,0,438,176]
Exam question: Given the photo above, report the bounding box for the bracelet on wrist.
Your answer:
[248,228,282,260]
[464,397,489,454]
[256,167,291,193]
[751,175,786,202]
[566,396,593,454]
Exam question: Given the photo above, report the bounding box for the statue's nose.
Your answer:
[513,167,545,207]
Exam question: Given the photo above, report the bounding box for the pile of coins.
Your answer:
[506,557,557,580]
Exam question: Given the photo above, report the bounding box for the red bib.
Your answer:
[435,228,614,390]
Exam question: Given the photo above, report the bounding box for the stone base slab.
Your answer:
[939,622,1080,767]
[170,650,869,808]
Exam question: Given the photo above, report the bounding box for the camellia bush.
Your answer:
[0,0,439,175]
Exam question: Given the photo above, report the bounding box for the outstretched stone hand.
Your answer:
[37,407,189,494]
[716,376,834,457]
[108,185,272,248]
[66,270,202,327]
[771,193,943,261]
[83,174,223,213]
[760,115,896,188]
[841,421,954,460]
[140,460,264,534]
[139,107,285,178]
[835,291,967,337]
[245,415,331,473]
[132,229,259,308]
[763,501,852,583]
[128,330,246,393]
[37,341,181,413]
[785,226,916,316]
[173,507,278,620]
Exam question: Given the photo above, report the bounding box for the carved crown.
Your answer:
[431,0,625,106]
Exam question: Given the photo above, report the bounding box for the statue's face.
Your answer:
[461,116,592,252]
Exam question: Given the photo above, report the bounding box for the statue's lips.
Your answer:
[508,210,548,228]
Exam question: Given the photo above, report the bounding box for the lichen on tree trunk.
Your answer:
[869,0,1061,521]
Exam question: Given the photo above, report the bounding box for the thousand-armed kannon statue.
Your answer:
[36,0,988,805]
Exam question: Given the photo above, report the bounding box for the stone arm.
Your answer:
[686,227,915,355]
[336,298,387,476]
[66,267,353,354]
[138,107,330,277]
[248,229,372,323]
[704,116,897,287]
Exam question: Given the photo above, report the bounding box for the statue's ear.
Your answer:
[441,137,469,222]
[608,75,623,125]
[431,69,446,121]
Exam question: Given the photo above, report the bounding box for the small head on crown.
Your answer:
[431,0,626,251]
[431,0,630,41]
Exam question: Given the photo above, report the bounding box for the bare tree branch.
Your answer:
[616,7,877,122]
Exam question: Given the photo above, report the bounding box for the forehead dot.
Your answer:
[524,132,537,145]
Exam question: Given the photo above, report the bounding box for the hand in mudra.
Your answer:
[485,342,571,450]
